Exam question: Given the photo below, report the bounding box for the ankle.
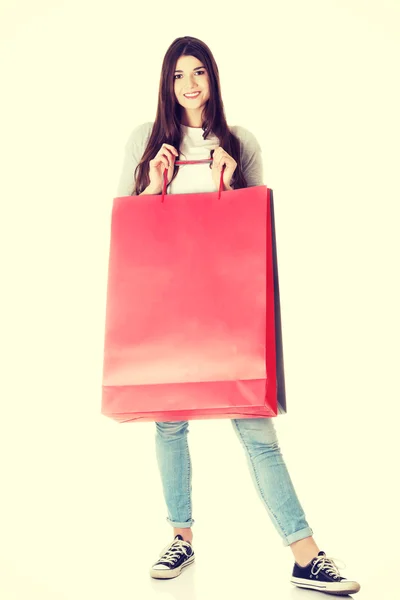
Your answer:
[173,528,193,544]
[290,537,319,567]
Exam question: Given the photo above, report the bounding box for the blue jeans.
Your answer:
[155,418,313,546]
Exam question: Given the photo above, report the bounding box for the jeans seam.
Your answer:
[232,419,288,538]
[185,429,192,523]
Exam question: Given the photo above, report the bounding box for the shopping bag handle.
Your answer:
[161,158,225,203]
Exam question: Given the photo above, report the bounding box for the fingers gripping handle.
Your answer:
[161,158,226,202]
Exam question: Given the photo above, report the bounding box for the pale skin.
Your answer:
[140,54,234,196]
[171,55,320,568]
[173,54,235,192]
[173,528,320,567]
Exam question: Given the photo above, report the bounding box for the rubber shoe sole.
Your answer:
[291,575,361,595]
[150,554,195,579]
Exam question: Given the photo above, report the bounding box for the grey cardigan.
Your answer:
[115,121,264,197]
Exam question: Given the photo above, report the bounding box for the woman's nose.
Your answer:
[184,75,196,85]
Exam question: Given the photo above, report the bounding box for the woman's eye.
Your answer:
[174,70,205,79]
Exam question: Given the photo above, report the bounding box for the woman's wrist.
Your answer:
[139,185,161,195]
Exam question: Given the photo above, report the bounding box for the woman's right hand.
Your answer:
[147,143,179,194]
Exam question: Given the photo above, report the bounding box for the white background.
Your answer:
[1,1,399,599]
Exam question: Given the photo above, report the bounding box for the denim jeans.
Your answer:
[155,417,313,546]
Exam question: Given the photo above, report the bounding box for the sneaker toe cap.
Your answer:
[347,580,361,592]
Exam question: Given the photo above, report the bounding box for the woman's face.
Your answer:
[173,55,210,122]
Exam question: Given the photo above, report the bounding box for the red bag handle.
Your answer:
[161,158,225,203]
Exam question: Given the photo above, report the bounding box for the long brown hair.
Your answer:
[133,36,248,195]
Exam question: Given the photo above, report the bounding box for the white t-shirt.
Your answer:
[115,121,264,197]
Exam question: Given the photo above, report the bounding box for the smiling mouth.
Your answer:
[184,92,201,98]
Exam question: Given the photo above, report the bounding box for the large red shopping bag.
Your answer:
[102,160,286,423]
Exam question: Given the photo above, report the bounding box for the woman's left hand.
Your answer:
[211,146,237,191]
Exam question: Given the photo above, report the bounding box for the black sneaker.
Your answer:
[150,534,195,580]
[291,550,360,595]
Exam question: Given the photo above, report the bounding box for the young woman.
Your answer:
[116,36,360,596]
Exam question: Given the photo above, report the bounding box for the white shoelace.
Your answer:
[158,539,191,566]
[311,555,347,579]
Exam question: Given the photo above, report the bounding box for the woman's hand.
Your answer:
[211,146,237,191]
[148,143,179,193]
